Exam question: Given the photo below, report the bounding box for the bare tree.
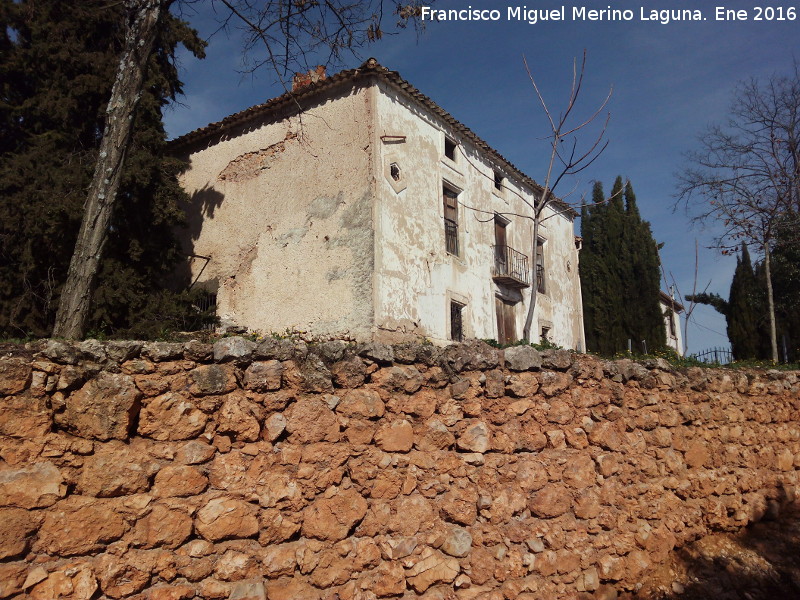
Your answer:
[53,0,424,339]
[677,62,800,362]
[521,51,612,342]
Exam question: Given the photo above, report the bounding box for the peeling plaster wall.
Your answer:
[176,86,375,340]
[662,301,684,356]
[372,82,584,348]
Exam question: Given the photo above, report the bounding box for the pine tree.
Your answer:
[0,0,206,338]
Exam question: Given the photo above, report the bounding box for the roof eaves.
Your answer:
[168,58,578,218]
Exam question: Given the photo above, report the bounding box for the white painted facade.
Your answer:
[172,60,585,349]
[660,291,685,356]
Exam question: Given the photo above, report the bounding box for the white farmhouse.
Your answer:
[171,59,585,348]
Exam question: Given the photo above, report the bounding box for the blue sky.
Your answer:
[163,0,799,355]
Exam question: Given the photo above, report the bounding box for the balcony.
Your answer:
[492,245,530,288]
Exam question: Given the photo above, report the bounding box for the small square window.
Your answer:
[494,171,504,191]
[450,301,464,342]
[444,137,457,161]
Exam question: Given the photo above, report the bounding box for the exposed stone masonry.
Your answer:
[0,338,798,600]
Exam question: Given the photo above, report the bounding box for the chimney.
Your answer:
[292,65,327,91]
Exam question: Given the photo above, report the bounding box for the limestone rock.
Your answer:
[152,465,208,497]
[213,336,256,362]
[265,576,320,600]
[484,369,506,398]
[0,508,39,559]
[360,561,406,596]
[406,549,460,593]
[94,553,151,597]
[146,583,196,600]
[415,419,456,451]
[176,439,216,464]
[264,413,287,442]
[588,421,626,451]
[142,342,184,362]
[0,392,52,438]
[375,419,414,452]
[42,339,80,364]
[28,562,97,600]
[285,397,340,443]
[229,579,266,600]
[0,562,27,598]
[375,365,424,393]
[529,484,572,518]
[540,349,574,370]
[337,389,385,419]
[457,421,489,453]
[504,345,542,371]
[138,393,207,441]
[330,356,367,388]
[358,342,395,364]
[217,394,263,442]
[253,338,296,361]
[0,358,31,394]
[104,340,143,362]
[302,487,368,541]
[0,461,65,508]
[441,524,473,557]
[190,364,237,395]
[195,497,259,541]
[78,443,154,497]
[243,360,283,391]
[34,497,126,555]
[61,372,141,440]
[133,504,193,549]
[562,454,597,489]
[297,355,334,393]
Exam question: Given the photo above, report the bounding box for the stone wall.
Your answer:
[0,338,798,600]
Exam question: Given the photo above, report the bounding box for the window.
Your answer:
[494,171,504,191]
[541,326,551,343]
[390,163,401,181]
[444,137,457,161]
[444,186,459,256]
[450,301,464,342]
[535,239,546,294]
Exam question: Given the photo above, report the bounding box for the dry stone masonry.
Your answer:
[0,338,798,600]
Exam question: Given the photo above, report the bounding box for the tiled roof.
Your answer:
[169,58,577,217]
[659,290,686,313]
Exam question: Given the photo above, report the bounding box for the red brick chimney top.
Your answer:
[292,65,327,91]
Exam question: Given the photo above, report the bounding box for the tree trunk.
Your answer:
[522,211,542,341]
[52,0,165,339]
[763,243,779,363]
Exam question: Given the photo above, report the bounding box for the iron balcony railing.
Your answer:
[492,245,530,288]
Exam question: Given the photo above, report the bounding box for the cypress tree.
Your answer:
[581,181,624,354]
[770,220,800,362]
[579,177,666,354]
[727,243,760,359]
[0,0,206,338]
[621,181,666,352]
